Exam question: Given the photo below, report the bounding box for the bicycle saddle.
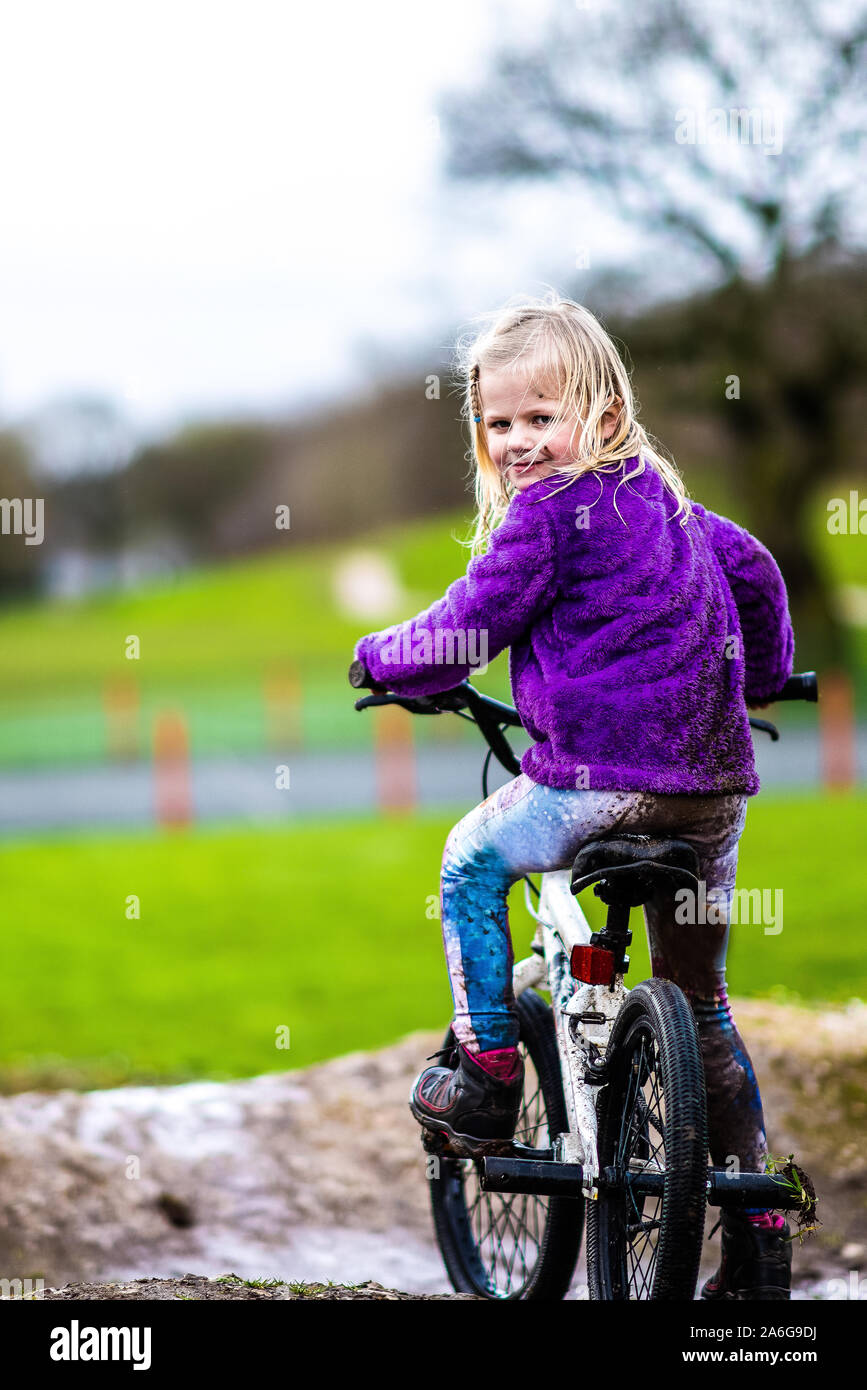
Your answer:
[570,834,701,907]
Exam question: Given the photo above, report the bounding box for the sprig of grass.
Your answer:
[215,1272,313,1293]
[763,1153,820,1239]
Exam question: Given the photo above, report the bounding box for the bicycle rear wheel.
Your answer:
[587,978,708,1300]
[428,988,583,1300]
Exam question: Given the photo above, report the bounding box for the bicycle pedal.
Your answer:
[447,1135,518,1160]
[419,1125,516,1161]
[420,1128,450,1156]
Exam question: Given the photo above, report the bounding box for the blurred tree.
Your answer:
[26,395,134,477]
[27,396,135,584]
[0,432,41,600]
[619,258,867,666]
[231,371,472,554]
[50,471,128,556]
[438,0,867,667]
[124,421,279,559]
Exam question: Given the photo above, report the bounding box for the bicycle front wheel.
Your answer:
[586,978,708,1300]
[428,988,584,1300]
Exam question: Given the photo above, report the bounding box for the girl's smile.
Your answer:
[479,367,618,492]
[478,368,569,491]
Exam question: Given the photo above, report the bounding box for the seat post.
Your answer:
[602,901,631,937]
[590,900,633,979]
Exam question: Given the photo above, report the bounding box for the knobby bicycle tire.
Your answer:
[427,988,584,1300]
[587,978,708,1300]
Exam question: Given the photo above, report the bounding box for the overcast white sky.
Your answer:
[0,0,653,445]
[1,0,859,452]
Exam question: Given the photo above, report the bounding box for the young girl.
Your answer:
[350,293,795,1300]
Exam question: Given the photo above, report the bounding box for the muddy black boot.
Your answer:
[701,1209,792,1300]
[409,1042,524,1157]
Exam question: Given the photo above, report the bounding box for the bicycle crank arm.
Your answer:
[479,1155,586,1198]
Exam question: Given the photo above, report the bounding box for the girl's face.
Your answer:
[478,367,617,492]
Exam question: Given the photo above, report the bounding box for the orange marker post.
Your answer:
[264,665,303,749]
[153,711,193,827]
[103,675,141,761]
[819,669,855,792]
[374,703,417,815]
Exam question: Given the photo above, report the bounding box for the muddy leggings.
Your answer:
[439,774,768,1173]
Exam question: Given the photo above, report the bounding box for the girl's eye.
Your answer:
[489,415,553,428]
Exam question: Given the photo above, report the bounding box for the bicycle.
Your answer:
[349,658,819,1300]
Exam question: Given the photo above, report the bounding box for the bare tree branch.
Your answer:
[438,0,867,283]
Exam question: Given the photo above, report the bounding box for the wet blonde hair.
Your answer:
[452,290,693,556]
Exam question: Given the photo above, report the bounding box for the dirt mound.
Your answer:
[0,998,864,1299]
[40,1275,480,1301]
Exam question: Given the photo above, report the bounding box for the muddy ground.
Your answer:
[1,998,865,1301]
[39,1276,481,1300]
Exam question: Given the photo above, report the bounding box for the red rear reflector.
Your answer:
[570,944,615,985]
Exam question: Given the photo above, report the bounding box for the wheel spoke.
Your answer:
[429,1009,584,1301]
[610,1028,666,1298]
[443,1047,556,1296]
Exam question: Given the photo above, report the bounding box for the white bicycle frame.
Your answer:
[511,868,630,1196]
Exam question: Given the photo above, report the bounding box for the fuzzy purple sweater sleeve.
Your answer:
[690,502,795,707]
[354,492,558,696]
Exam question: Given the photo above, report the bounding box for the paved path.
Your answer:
[0,729,863,834]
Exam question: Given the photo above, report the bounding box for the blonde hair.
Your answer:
[452,290,694,556]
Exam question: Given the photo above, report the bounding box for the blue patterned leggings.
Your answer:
[439,773,768,1171]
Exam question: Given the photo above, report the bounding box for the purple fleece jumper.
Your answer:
[354,457,794,796]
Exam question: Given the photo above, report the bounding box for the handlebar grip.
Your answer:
[348,658,374,689]
[773,672,818,703]
[349,658,391,693]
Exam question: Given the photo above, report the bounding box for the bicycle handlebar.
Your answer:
[348,658,387,691]
[350,659,818,716]
[774,672,818,703]
[350,659,819,784]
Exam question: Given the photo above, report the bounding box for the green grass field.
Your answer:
[1,793,863,1094]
